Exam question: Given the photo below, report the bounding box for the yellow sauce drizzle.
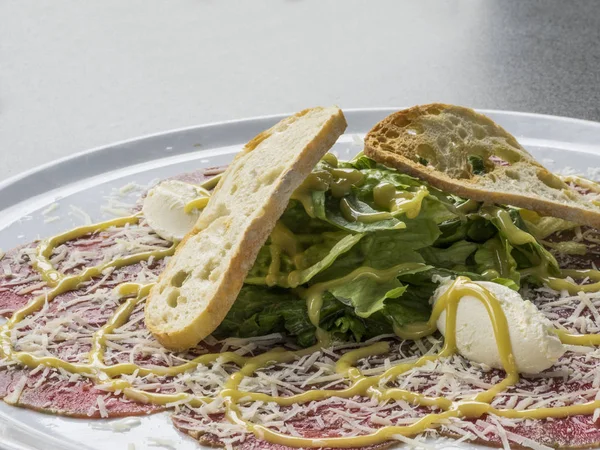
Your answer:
[34,215,141,284]
[290,170,332,218]
[199,174,222,190]
[1,177,600,448]
[339,185,428,225]
[329,168,364,198]
[184,196,209,213]
[291,162,429,224]
[182,185,211,213]
[339,198,399,224]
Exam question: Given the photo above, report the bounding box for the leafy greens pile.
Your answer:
[214,154,563,347]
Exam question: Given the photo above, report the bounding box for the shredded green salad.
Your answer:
[214,154,575,347]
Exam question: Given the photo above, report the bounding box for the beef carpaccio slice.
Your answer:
[1,170,600,449]
[0,169,215,418]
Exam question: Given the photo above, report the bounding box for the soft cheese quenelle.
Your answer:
[434,279,565,374]
[142,180,209,241]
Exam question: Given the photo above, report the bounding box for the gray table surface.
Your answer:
[1,0,599,181]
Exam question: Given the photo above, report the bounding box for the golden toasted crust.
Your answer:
[364,103,600,228]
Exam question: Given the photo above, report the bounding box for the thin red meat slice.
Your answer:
[17,376,160,418]
[2,169,600,448]
[0,244,42,316]
[172,408,396,450]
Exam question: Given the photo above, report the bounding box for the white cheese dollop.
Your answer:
[142,180,207,241]
[434,280,565,374]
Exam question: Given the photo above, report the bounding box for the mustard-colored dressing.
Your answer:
[339,185,429,225]
[524,266,600,294]
[486,207,537,246]
[290,170,332,218]
[339,198,397,224]
[184,196,210,213]
[200,174,222,190]
[34,215,141,284]
[329,168,364,198]
[290,162,430,224]
[1,175,600,448]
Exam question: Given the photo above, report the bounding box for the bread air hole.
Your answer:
[259,167,281,185]
[167,289,180,308]
[171,270,190,288]
[392,115,411,127]
[416,143,435,165]
[197,258,219,280]
[537,170,566,190]
[562,189,579,201]
[443,120,455,131]
[505,169,521,180]
[473,125,486,140]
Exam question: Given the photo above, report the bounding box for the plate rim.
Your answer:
[1,107,600,449]
[3,107,600,193]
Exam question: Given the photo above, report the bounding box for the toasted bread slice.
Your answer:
[364,103,600,228]
[145,107,347,350]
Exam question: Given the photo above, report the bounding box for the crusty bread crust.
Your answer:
[364,103,600,228]
[145,107,347,350]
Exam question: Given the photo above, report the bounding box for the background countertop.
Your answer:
[1,0,599,181]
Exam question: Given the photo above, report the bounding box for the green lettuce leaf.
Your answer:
[434,216,497,248]
[279,199,337,234]
[419,241,478,270]
[329,277,407,318]
[490,277,520,291]
[307,156,457,233]
[481,206,560,278]
[350,154,377,170]
[541,240,587,255]
[363,221,440,265]
[215,286,309,340]
[289,233,364,286]
[227,156,566,348]
[384,295,432,328]
[216,286,404,347]
[314,192,406,232]
[519,210,577,240]
[327,263,429,318]
[315,223,437,282]
[246,230,363,288]
[474,235,520,285]
[435,219,469,246]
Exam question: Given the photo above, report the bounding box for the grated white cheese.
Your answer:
[4,375,27,405]
[42,203,59,216]
[147,437,177,449]
[69,204,93,225]
[90,417,141,432]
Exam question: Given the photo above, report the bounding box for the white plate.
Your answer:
[1,109,600,450]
